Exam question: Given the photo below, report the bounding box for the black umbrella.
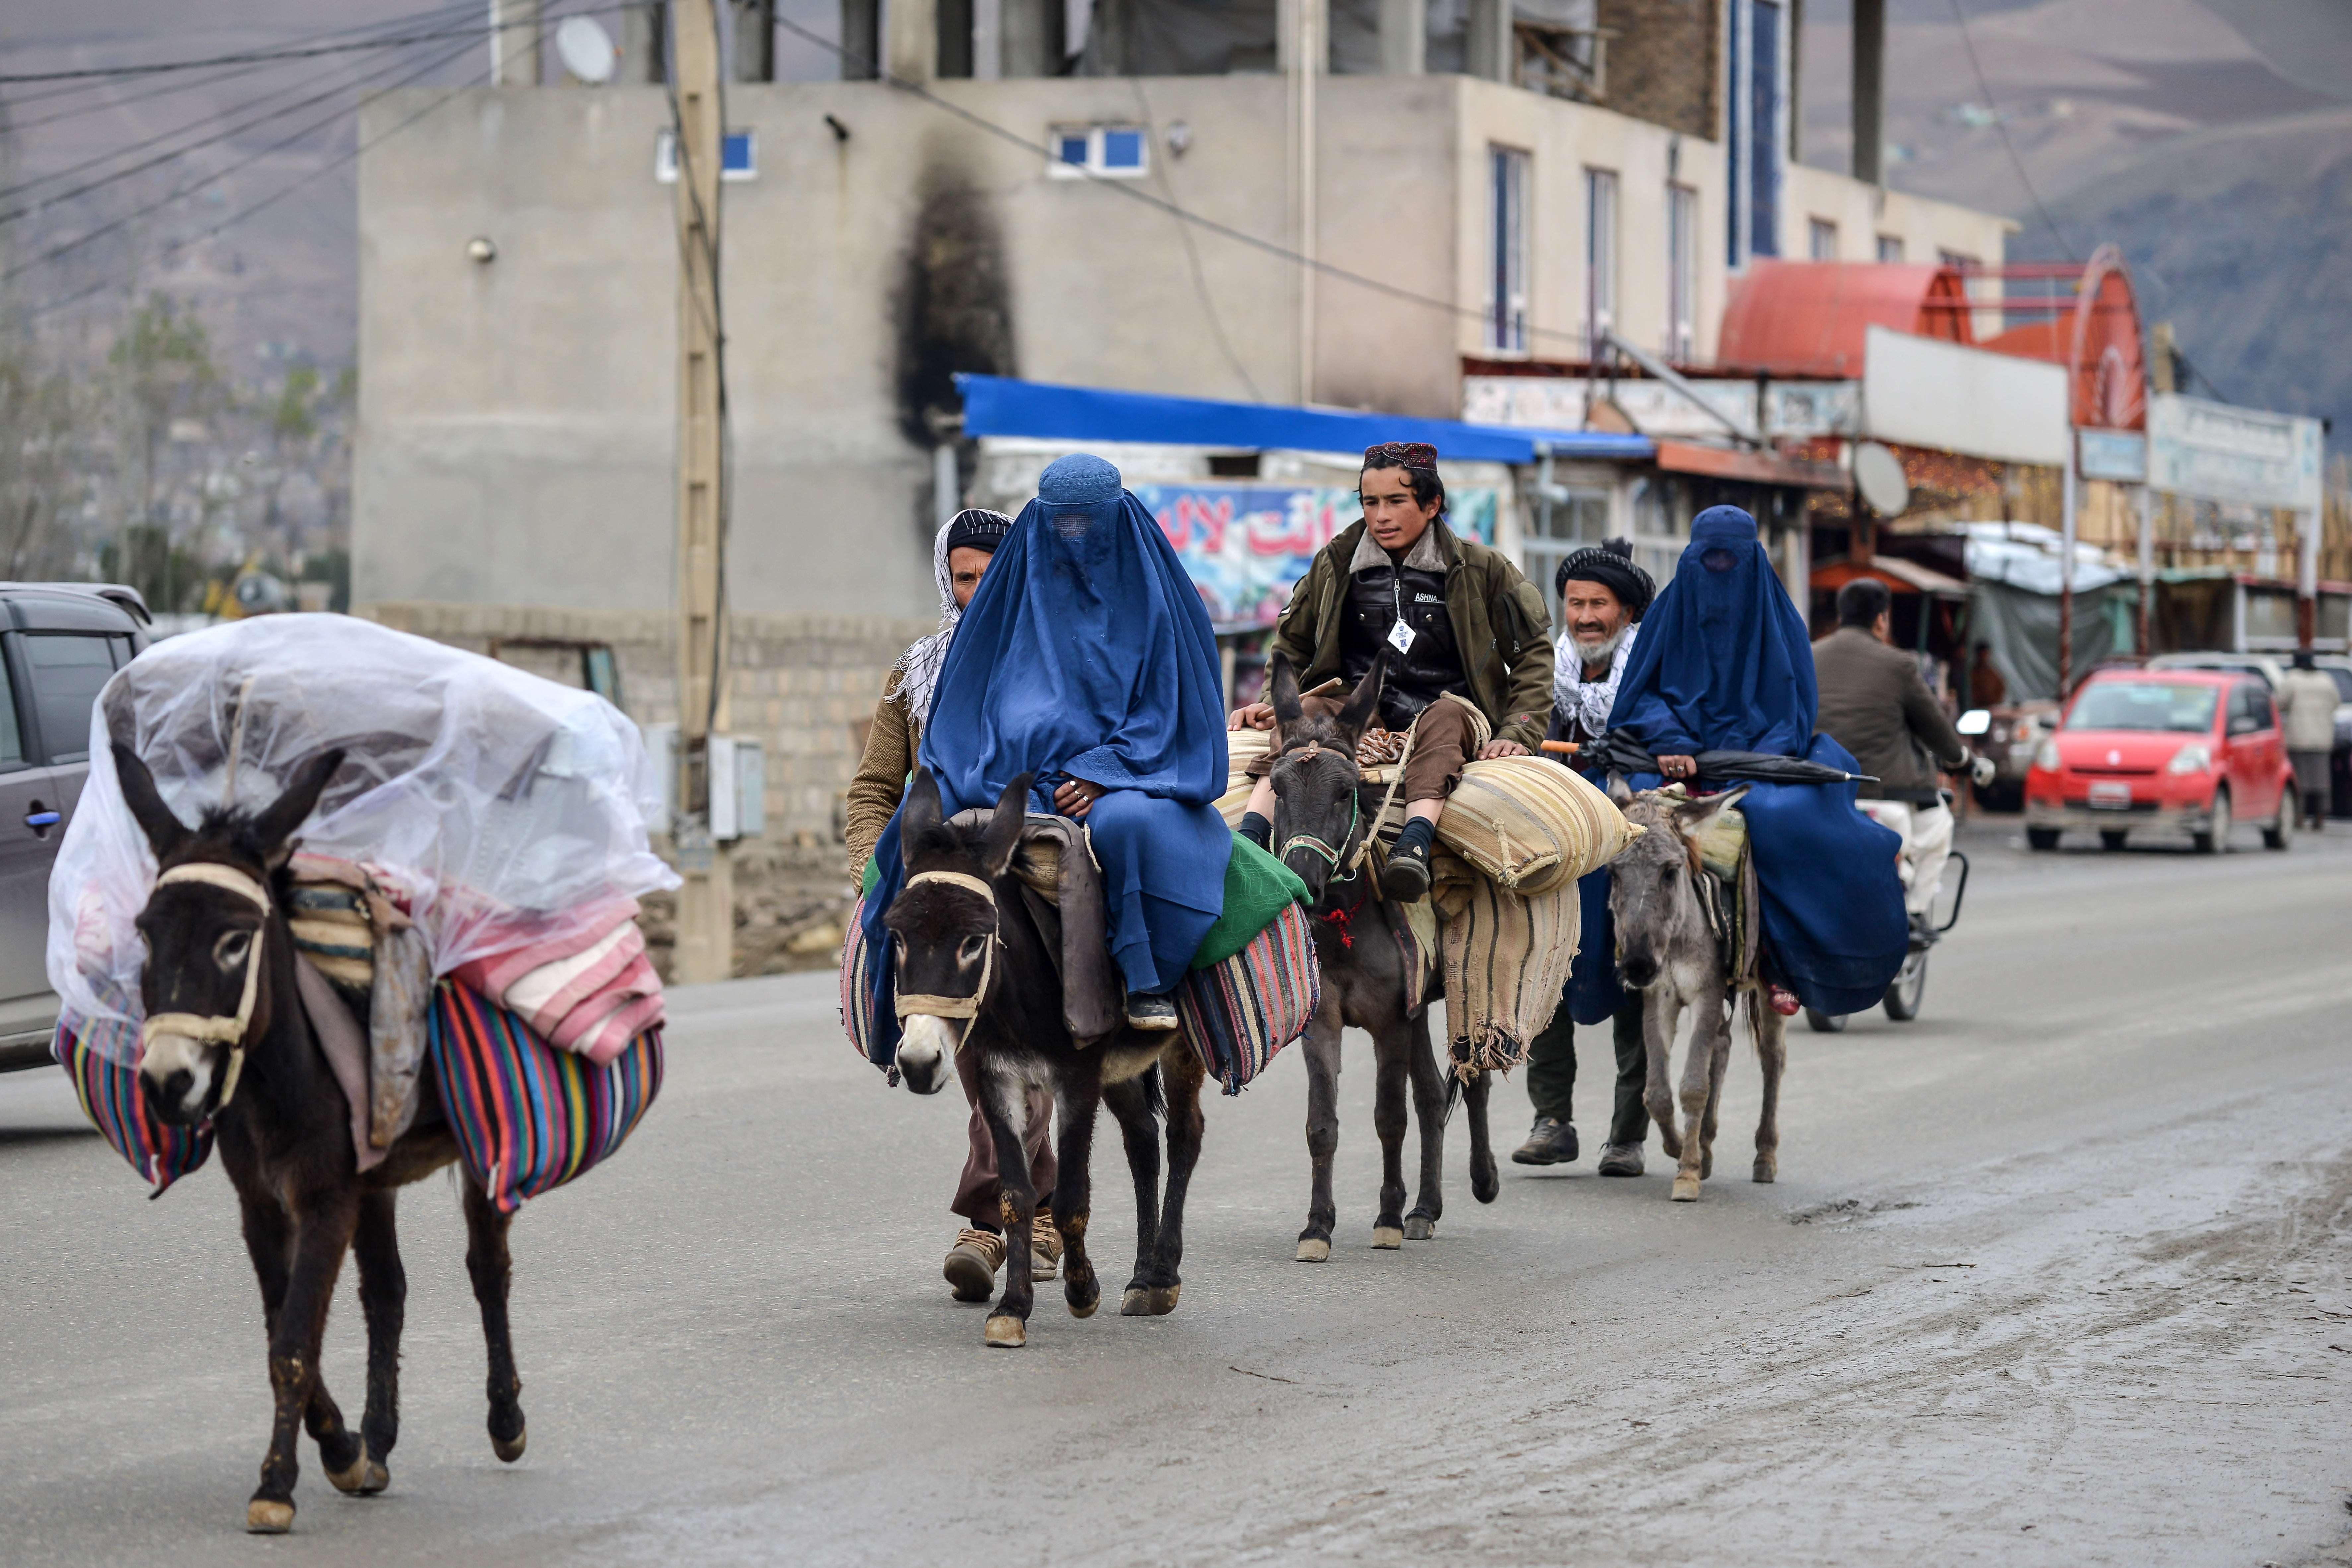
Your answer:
[1585,731,1877,787]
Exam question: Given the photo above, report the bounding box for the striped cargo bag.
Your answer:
[427,981,664,1214]
[54,1016,214,1193]
[838,892,883,1064]
[1177,901,1320,1095]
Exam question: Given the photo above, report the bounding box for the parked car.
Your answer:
[0,584,151,1071]
[2023,669,2295,853]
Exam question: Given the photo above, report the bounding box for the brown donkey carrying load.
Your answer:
[46,619,676,1533]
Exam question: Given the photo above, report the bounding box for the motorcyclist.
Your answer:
[1811,578,1995,942]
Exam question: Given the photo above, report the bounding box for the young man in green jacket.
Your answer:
[1230,442,1555,899]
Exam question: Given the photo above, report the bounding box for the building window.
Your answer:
[1046,123,1149,178]
[1877,234,1905,262]
[1667,183,1697,362]
[1728,0,1783,265]
[1584,168,1618,350]
[1808,218,1838,260]
[655,129,757,182]
[1938,248,1978,269]
[1487,145,1530,354]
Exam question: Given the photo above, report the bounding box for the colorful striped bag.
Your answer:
[1177,901,1320,1095]
[838,892,886,1065]
[54,1016,214,1194]
[426,981,664,1214]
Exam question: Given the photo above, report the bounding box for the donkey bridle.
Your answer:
[140,861,273,1111]
[1271,739,1376,911]
[893,869,1001,1021]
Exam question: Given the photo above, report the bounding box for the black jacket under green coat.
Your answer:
[1270,518,1556,752]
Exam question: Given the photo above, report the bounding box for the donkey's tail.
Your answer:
[1142,1062,1167,1121]
[1743,987,1764,1056]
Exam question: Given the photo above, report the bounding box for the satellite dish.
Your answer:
[556,16,617,84]
[1853,441,1910,518]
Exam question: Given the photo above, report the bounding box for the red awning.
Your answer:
[1653,439,1851,491]
[1717,262,1975,378]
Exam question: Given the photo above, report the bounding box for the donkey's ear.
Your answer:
[248,748,346,868]
[112,742,189,860]
[902,767,945,867]
[1672,783,1749,839]
[1268,652,1303,729]
[1606,775,1635,807]
[1334,648,1385,739]
[979,772,1031,879]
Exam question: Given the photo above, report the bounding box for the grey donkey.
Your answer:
[1605,785,1787,1202]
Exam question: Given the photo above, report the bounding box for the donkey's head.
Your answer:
[1606,784,1747,991]
[1264,651,1384,903]
[114,741,346,1125]
[883,767,1029,1095]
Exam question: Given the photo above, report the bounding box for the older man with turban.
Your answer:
[1515,539,1658,1173]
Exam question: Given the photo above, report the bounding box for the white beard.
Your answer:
[1570,623,1629,672]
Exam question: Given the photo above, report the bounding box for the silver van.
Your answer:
[0,585,151,1069]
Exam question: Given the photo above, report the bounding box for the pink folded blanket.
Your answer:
[452,897,665,1065]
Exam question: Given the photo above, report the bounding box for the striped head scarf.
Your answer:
[893,509,1013,725]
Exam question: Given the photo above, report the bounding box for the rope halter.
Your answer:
[893,869,1000,1021]
[139,861,273,1112]
[1271,738,1367,879]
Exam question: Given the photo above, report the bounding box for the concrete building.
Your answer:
[353,0,2011,852]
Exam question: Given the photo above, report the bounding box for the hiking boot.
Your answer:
[1380,836,1432,901]
[1511,1115,1579,1166]
[943,1227,1006,1302]
[1596,1142,1645,1177]
[1126,994,1180,1030]
[1031,1210,1062,1281]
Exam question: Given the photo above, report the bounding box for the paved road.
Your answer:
[5,818,2350,1566]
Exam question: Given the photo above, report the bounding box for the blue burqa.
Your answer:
[1607,506,1907,1015]
[858,454,1233,1065]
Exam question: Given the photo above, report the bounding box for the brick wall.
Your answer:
[1594,0,1719,142]
[359,601,932,846]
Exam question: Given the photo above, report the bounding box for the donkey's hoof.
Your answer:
[1670,1175,1702,1202]
[984,1315,1028,1347]
[325,1452,370,1494]
[246,1498,295,1534]
[358,1460,390,1495]
[1296,1237,1331,1263]
[1472,1157,1500,1204]
[1148,1284,1181,1315]
[1403,1215,1436,1241]
[1066,1279,1100,1318]
[1120,1288,1153,1316]
[492,1425,527,1464]
[1753,1156,1777,1184]
[1371,1226,1404,1249]
[1699,1152,1714,1180]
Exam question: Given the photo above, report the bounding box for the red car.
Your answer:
[2024,670,2295,853]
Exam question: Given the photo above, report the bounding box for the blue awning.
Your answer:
[955,373,1654,465]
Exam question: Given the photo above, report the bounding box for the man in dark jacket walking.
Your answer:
[1812,579,1991,936]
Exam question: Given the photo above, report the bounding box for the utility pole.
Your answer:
[670,0,732,984]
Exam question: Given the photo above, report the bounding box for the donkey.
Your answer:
[115,742,530,1533]
[1605,785,1786,1202]
[883,767,1211,1348]
[1261,653,1496,1261]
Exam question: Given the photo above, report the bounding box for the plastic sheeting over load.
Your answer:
[48,616,678,1057]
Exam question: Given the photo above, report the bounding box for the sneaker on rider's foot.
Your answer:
[1126,994,1180,1030]
[1031,1210,1062,1281]
[943,1227,1006,1301]
[1511,1115,1579,1166]
[1595,1142,1645,1177]
[1380,836,1432,901]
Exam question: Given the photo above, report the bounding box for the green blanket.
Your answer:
[1191,833,1310,970]
[858,833,1307,971]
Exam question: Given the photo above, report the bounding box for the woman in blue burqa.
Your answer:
[859,453,1233,1058]
[1607,505,1908,1015]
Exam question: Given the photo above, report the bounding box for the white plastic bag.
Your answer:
[48,615,678,1057]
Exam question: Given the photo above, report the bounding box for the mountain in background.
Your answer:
[1799,0,2352,444]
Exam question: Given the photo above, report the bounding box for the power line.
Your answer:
[0,25,496,285]
[0,20,492,219]
[1946,0,2077,262]
[0,0,487,134]
[0,17,556,87]
[768,12,1592,356]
